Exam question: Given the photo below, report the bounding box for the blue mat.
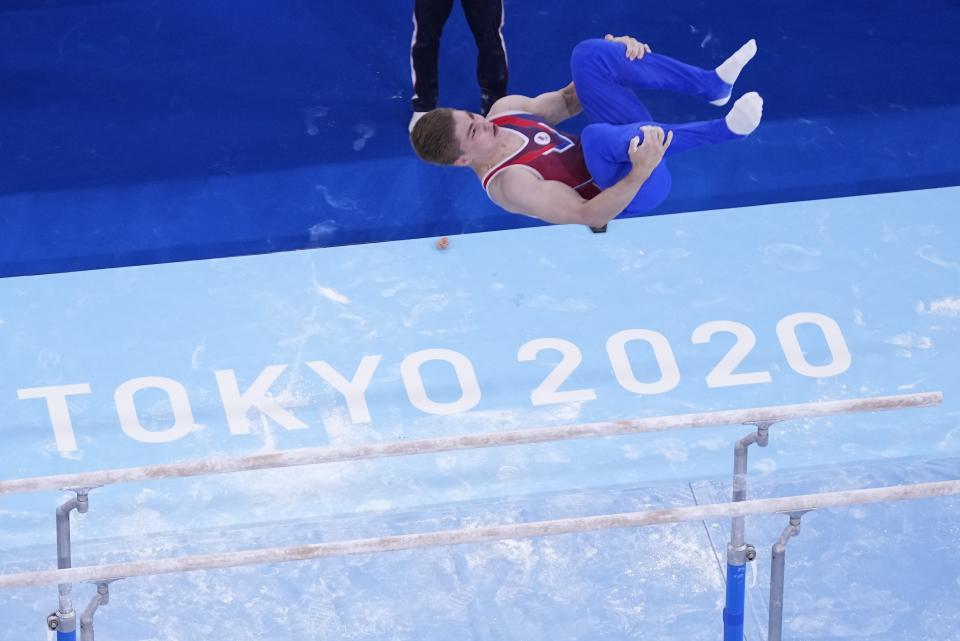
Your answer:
[2,0,959,275]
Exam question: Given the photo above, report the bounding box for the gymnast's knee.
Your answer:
[570,38,619,78]
[580,122,601,147]
[579,123,612,158]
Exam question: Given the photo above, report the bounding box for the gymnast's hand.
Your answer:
[629,126,673,174]
[604,34,651,60]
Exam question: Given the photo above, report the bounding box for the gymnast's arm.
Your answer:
[488,127,673,228]
[488,166,647,228]
[486,82,581,126]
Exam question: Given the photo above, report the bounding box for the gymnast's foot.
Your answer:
[711,39,757,106]
[725,91,763,135]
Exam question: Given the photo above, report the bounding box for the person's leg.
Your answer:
[411,0,456,113]
[461,0,508,115]
[581,92,763,187]
[581,119,729,189]
[570,39,656,125]
[581,92,762,214]
[570,38,755,124]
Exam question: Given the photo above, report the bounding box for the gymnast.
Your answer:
[410,34,762,231]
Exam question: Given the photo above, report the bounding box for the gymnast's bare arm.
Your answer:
[486,82,581,126]
[488,126,674,228]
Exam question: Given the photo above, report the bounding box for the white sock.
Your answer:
[711,39,757,106]
[725,92,763,135]
[409,111,428,133]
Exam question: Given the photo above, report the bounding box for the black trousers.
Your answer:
[411,0,508,114]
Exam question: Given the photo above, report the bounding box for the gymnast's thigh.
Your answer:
[570,39,653,124]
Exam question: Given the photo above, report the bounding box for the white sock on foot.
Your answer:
[725,91,763,135]
[711,39,757,106]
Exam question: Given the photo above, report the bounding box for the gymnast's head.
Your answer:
[410,108,499,168]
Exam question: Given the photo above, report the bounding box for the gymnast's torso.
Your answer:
[481,112,601,200]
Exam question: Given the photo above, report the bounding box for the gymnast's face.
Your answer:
[452,110,499,166]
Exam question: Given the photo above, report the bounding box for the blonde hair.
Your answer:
[410,108,462,165]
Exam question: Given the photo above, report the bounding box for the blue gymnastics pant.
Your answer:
[571,39,742,215]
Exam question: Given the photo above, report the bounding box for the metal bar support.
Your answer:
[80,582,114,641]
[768,512,805,641]
[723,421,774,641]
[48,488,93,641]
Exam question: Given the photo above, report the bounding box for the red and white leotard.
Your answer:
[481,112,601,200]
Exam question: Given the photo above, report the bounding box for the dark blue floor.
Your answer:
[2,0,959,276]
